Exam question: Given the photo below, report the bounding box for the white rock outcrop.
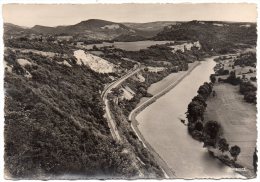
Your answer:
[74,50,114,73]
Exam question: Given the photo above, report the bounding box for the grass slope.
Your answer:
[204,83,257,170]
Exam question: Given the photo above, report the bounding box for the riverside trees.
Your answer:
[218,138,229,153]
[186,81,242,161]
[186,82,212,124]
[240,81,257,104]
[186,82,213,142]
[210,74,216,84]
[229,145,241,161]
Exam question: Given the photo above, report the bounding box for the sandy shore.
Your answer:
[129,61,201,178]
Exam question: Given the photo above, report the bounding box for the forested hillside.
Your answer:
[4,49,141,178]
[154,21,256,53]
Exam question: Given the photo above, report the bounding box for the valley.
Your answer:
[3,15,257,180]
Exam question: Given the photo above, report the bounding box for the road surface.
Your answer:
[101,66,142,141]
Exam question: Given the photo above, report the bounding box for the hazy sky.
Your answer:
[3,3,257,27]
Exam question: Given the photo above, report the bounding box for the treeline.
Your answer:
[99,49,136,71]
[186,81,241,161]
[5,39,74,54]
[122,44,203,67]
[240,81,257,104]
[4,49,141,178]
[234,52,256,67]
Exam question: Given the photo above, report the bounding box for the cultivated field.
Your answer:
[204,83,257,170]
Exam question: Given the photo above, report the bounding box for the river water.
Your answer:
[136,57,243,179]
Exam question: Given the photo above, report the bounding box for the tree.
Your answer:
[197,82,213,98]
[111,88,121,97]
[218,138,229,153]
[187,100,205,123]
[194,121,203,131]
[229,145,241,161]
[203,121,220,140]
[226,71,241,85]
[210,74,216,84]
[212,90,216,97]
[92,45,98,51]
[192,95,207,107]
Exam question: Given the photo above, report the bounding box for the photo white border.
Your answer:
[0,1,259,182]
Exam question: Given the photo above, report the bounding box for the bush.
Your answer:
[240,81,256,94]
[244,91,256,103]
[234,52,256,68]
[250,77,256,82]
[225,71,241,85]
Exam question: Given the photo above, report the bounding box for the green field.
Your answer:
[204,83,257,170]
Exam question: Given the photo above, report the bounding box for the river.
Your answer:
[136,57,243,179]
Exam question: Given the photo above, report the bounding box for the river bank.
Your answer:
[130,57,243,178]
[204,82,257,178]
[129,61,201,178]
[131,61,200,112]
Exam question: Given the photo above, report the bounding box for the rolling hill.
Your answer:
[122,21,179,37]
[4,19,257,48]
[30,19,147,40]
[4,19,173,41]
[4,23,34,37]
[153,20,257,53]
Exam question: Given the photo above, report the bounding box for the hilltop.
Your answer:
[153,20,257,53]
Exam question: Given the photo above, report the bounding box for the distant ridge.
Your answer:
[4,19,257,42]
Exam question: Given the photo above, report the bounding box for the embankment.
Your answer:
[128,61,201,178]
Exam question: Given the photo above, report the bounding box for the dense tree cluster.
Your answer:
[4,50,140,178]
[240,81,257,104]
[122,44,200,68]
[5,39,74,54]
[224,71,241,85]
[210,74,216,84]
[234,52,256,68]
[217,70,257,104]
[186,82,214,142]
[216,68,229,76]
[186,81,242,162]
[197,82,213,99]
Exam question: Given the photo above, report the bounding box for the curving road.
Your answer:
[101,64,172,178]
[101,66,142,141]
